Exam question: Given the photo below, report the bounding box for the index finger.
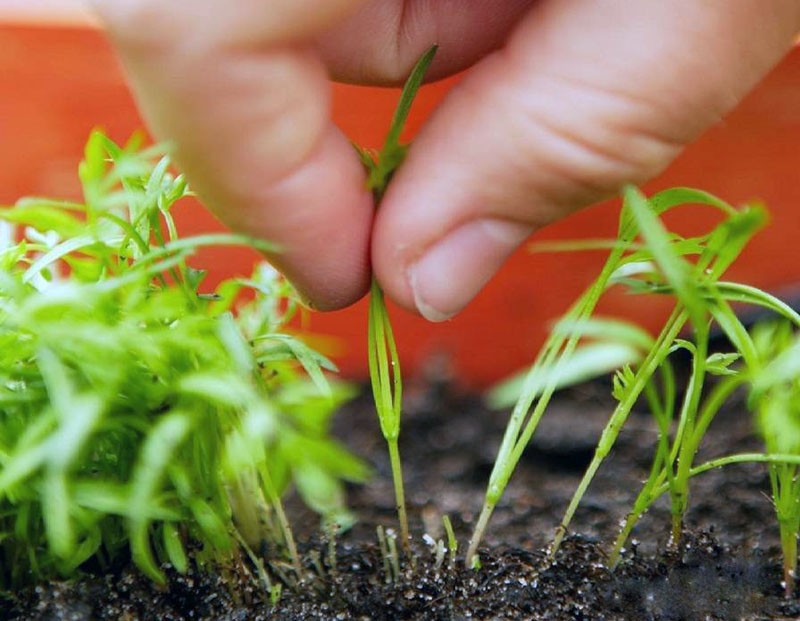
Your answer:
[91,0,374,310]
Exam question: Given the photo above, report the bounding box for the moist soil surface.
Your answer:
[4,363,799,620]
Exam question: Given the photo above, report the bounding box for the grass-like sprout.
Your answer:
[750,322,800,595]
[442,514,458,569]
[0,131,370,588]
[604,310,800,588]
[476,184,800,594]
[360,46,437,551]
[467,186,776,566]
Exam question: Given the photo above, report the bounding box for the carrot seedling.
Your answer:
[466,186,777,566]
[360,46,437,552]
[480,183,800,596]
[467,187,744,565]
[605,310,800,591]
[553,190,768,554]
[750,321,800,595]
[0,132,369,588]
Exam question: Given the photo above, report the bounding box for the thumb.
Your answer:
[374,0,800,321]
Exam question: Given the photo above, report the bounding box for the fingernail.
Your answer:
[407,218,531,322]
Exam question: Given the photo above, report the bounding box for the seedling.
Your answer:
[466,186,752,565]
[376,525,401,583]
[442,514,458,569]
[603,315,800,593]
[422,532,446,569]
[750,321,800,595]
[473,184,800,595]
[0,131,369,588]
[359,46,437,551]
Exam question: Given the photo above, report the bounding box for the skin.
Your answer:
[91,0,800,320]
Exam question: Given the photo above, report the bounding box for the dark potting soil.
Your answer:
[4,367,799,620]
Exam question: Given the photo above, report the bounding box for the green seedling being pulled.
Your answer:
[359,46,437,552]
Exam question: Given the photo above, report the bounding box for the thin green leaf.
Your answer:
[551,317,655,351]
[382,45,438,153]
[487,342,642,409]
[128,411,192,583]
[623,185,704,326]
[163,522,189,573]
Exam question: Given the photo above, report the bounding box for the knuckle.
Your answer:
[448,56,690,225]
[504,71,685,210]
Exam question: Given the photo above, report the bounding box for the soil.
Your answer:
[3,355,799,620]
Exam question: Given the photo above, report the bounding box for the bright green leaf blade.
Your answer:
[754,337,800,392]
[487,342,642,409]
[705,352,741,376]
[623,185,704,326]
[714,282,800,327]
[382,45,438,153]
[619,186,736,240]
[552,317,655,351]
[41,470,74,559]
[128,411,192,583]
[163,522,189,573]
[187,498,231,552]
[0,200,86,238]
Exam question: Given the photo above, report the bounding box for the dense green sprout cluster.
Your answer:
[0,132,368,587]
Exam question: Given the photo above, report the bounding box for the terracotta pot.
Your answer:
[1,20,798,387]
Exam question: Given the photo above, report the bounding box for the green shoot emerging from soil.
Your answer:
[359,46,437,551]
[470,186,800,589]
[750,321,800,595]
[0,131,369,588]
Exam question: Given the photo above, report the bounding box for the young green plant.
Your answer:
[466,187,746,565]
[750,321,800,596]
[481,183,800,595]
[606,308,800,586]
[467,186,775,566]
[550,189,773,554]
[360,46,437,551]
[591,193,800,569]
[0,131,369,588]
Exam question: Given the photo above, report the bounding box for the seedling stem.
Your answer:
[363,46,437,552]
[551,307,687,555]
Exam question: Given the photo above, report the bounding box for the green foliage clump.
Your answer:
[474,185,800,594]
[0,132,368,587]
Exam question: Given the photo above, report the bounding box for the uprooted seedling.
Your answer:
[358,45,437,554]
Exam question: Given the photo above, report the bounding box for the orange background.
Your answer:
[1,24,799,386]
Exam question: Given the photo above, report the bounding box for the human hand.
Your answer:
[92,1,800,319]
